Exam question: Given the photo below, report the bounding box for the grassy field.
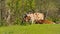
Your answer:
[0,24,60,34]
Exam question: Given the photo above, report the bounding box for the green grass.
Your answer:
[0,24,60,34]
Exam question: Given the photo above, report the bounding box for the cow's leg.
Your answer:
[32,21,33,24]
[30,19,34,24]
[30,17,34,24]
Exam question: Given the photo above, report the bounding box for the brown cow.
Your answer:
[35,20,55,24]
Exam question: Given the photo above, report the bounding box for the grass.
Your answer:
[0,24,60,34]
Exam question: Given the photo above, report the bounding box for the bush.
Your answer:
[46,17,60,23]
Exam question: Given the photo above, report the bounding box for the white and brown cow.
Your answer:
[24,12,44,24]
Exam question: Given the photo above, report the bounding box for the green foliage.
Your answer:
[1,0,60,26]
[13,17,21,25]
[0,20,7,26]
[47,17,60,23]
[20,21,31,26]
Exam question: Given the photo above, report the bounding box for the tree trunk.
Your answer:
[1,0,6,23]
[1,0,11,25]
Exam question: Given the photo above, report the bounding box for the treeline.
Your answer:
[0,0,60,26]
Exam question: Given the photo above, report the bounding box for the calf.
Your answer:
[35,20,55,24]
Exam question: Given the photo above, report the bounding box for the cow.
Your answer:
[23,12,44,24]
[35,20,55,24]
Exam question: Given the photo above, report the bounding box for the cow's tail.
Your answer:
[53,22,56,24]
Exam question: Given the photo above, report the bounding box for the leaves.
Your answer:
[0,0,60,26]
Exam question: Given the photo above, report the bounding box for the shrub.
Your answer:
[46,17,60,23]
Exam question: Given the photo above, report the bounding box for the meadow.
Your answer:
[0,24,60,34]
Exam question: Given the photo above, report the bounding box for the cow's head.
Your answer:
[23,15,31,22]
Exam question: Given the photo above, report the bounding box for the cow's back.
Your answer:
[34,13,44,20]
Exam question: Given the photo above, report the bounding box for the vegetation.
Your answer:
[0,0,60,34]
[0,24,60,34]
[0,0,60,26]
